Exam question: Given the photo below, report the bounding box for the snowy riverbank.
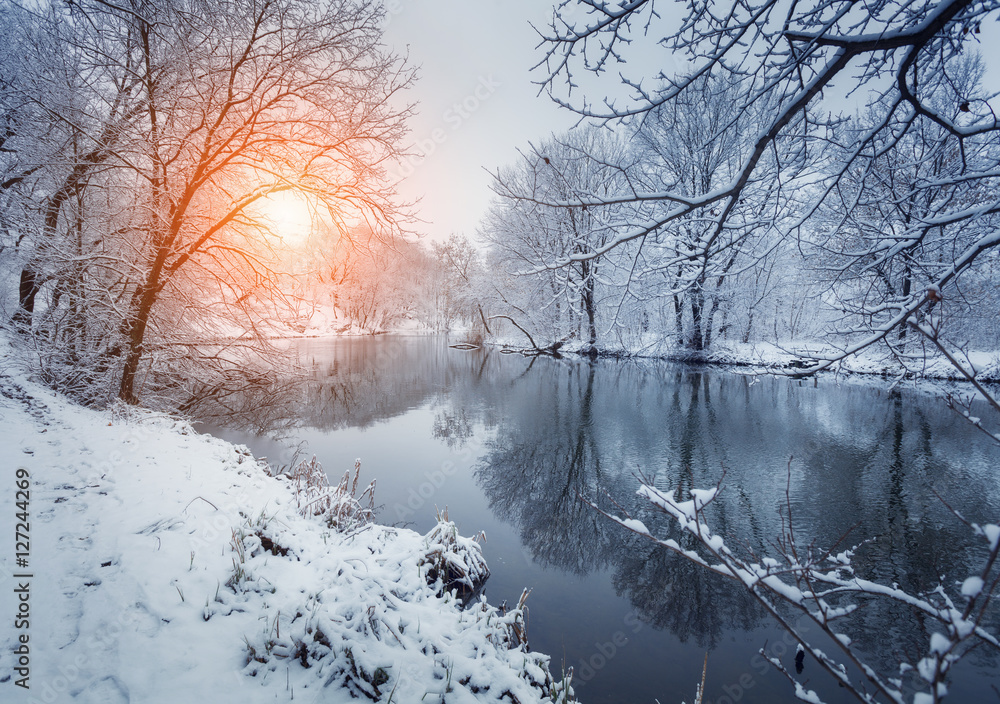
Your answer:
[492,334,1000,383]
[0,355,575,702]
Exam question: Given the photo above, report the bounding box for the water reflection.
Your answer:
[192,336,1000,701]
[468,355,1000,684]
[188,337,496,436]
[473,361,767,648]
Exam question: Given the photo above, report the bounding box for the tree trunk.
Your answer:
[672,292,684,347]
[690,285,705,351]
[703,296,720,350]
[118,240,171,403]
[702,306,713,350]
[477,304,492,336]
[118,284,158,404]
[13,116,123,328]
[12,269,39,331]
[898,263,912,343]
[581,264,597,348]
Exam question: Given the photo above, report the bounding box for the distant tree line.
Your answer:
[477,49,1000,364]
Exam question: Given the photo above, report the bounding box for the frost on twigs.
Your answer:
[584,467,1000,704]
[285,456,375,532]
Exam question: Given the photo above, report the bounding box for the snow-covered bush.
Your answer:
[229,459,574,702]
[285,456,375,532]
[222,509,285,596]
[418,507,490,605]
[241,520,576,702]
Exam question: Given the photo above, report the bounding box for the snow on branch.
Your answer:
[584,463,1000,704]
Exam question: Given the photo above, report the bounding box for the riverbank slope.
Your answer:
[0,344,574,703]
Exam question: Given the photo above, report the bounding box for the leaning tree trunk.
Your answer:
[13,178,78,330]
[12,109,125,330]
[118,243,170,403]
[118,285,157,404]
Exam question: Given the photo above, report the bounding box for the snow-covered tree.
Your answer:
[804,53,1000,363]
[427,233,489,335]
[482,126,628,352]
[628,77,784,351]
[2,0,414,405]
[531,0,1000,367]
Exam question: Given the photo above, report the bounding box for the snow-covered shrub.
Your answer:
[224,509,283,595]
[418,507,490,605]
[241,523,576,702]
[287,456,375,532]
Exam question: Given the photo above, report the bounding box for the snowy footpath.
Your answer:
[0,367,575,703]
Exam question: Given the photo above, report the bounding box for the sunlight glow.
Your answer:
[259,191,314,246]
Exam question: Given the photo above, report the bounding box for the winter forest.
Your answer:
[3,0,1000,703]
[3,0,1000,407]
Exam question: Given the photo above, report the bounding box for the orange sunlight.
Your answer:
[258,191,314,247]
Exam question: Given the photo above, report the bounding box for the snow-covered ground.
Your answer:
[0,344,575,703]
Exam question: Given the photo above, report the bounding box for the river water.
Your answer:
[195,335,1000,704]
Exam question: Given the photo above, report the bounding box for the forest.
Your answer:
[3,0,1000,410]
[2,0,1000,701]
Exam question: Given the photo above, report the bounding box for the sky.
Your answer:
[381,2,1000,244]
[381,1,580,242]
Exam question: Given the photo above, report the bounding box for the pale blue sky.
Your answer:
[383,2,1000,244]
[382,2,578,242]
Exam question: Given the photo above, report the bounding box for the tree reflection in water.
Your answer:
[474,362,766,648]
[470,353,999,679]
[191,337,1000,699]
